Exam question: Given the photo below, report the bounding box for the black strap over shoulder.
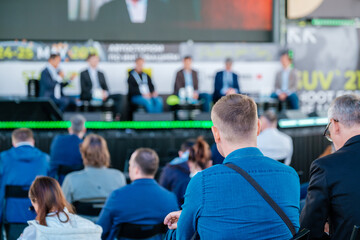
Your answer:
[224,163,296,237]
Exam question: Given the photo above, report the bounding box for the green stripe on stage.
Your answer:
[0,121,214,129]
[0,118,328,129]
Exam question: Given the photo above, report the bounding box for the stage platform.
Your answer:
[0,118,330,183]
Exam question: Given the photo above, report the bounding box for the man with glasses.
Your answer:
[300,94,360,239]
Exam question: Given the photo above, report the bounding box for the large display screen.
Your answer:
[0,0,273,42]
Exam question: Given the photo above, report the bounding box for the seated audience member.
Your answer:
[97,148,178,240]
[174,56,211,112]
[128,57,163,113]
[18,176,102,240]
[49,114,86,185]
[62,134,126,220]
[80,54,122,120]
[213,58,240,103]
[158,139,194,192]
[172,137,212,207]
[164,94,300,239]
[211,142,225,165]
[271,51,299,110]
[257,110,293,165]
[0,128,49,240]
[300,94,360,239]
[39,53,76,111]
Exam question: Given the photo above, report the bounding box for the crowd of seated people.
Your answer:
[38,51,299,117]
[1,93,360,239]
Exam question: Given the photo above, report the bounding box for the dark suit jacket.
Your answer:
[213,71,240,102]
[127,70,155,99]
[173,69,199,96]
[80,69,109,101]
[39,68,69,98]
[274,68,299,93]
[300,135,360,240]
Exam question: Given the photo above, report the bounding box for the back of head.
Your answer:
[29,176,74,226]
[12,128,34,144]
[180,139,195,152]
[188,137,211,170]
[80,134,110,168]
[328,94,360,128]
[70,114,86,135]
[261,110,278,129]
[133,148,159,177]
[211,94,258,142]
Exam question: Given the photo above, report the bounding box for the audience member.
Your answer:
[80,54,122,120]
[158,139,194,193]
[128,57,163,113]
[0,128,49,240]
[18,176,102,240]
[257,110,293,165]
[300,94,360,239]
[213,58,240,103]
[62,134,126,220]
[172,137,212,206]
[164,94,300,239]
[49,114,86,184]
[39,53,76,111]
[97,148,178,240]
[173,56,211,112]
[271,51,299,109]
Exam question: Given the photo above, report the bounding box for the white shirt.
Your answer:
[257,128,293,166]
[46,63,63,99]
[88,67,100,91]
[125,0,147,23]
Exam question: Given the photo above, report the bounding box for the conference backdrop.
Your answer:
[0,0,273,42]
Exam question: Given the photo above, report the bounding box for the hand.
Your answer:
[102,90,108,101]
[279,93,288,101]
[193,92,199,100]
[152,91,158,97]
[164,210,182,230]
[226,88,236,95]
[143,93,151,99]
[69,72,77,81]
[58,71,65,78]
[324,222,329,234]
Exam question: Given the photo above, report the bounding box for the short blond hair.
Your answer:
[211,94,258,142]
[80,134,110,168]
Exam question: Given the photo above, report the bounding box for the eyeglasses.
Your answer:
[323,119,339,142]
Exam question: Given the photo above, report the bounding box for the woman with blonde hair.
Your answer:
[18,176,102,240]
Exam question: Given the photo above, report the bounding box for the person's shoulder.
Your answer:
[106,168,125,177]
[80,69,88,75]
[64,169,87,180]
[311,151,340,170]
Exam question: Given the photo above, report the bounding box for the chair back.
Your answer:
[350,226,360,240]
[57,164,83,176]
[116,223,167,239]
[72,199,106,217]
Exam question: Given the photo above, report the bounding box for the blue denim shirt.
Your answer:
[174,147,300,240]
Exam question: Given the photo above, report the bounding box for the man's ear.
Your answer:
[256,119,261,137]
[333,120,341,135]
[211,126,221,143]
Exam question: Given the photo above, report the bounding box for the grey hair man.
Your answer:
[49,114,87,184]
[300,94,360,239]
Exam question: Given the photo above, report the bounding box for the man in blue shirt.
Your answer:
[49,114,86,185]
[97,148,178,240]
[0,128,49,239]
[164,94,300,239]
[213,58,240,103]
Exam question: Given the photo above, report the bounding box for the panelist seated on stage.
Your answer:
[271,51,299,110]
[39,53,76,112]
[174,56,211,112]
[128,57,163,113]
[80,54,109,103]
[213,58,240,103]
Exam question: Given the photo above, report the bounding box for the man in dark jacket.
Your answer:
[300,94,360,239]
[128,57,163,113]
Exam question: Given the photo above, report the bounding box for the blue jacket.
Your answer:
[0,145,49,223]
[39,68,69,99]
[97,178,178,240]
[49,134,83,184]
[173,147,300,240]
[213,71,240,102]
